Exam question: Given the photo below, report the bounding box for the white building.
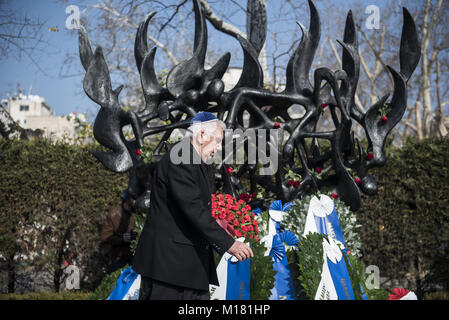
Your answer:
[1,94,76,140]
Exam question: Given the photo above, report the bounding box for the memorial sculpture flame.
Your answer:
[78,0,421,211]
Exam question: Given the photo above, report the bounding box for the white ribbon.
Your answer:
[314,238,340,300]
[261,209,287,256]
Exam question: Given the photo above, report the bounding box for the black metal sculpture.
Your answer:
[78,0,420,212]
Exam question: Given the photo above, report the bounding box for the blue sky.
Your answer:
[0,0,97,117]
[0,0,414,119]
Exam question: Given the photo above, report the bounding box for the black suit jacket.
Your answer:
[132,141,235,291]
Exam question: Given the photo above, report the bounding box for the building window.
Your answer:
[20,105,29,111]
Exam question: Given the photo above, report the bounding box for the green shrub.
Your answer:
[423,291,449,300]
[0,291,92,300]
[0,138,128,292]
[357,136,449,296]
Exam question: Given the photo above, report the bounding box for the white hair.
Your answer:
[185,119,226,140]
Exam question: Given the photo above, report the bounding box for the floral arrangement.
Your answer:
[211,193,260,242]
[282,192,363,257]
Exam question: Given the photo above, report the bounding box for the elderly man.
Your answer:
[132,112,253,300]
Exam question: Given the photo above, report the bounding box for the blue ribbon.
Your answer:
[226,258,250,300]
[326,255,355,300]
[313,205,347,250]
[107,267,139,300]
[269,231,298,300]
[268,200,297,301]
[313,197,368,300]
[253,207,262,216]
[269,200,293,212]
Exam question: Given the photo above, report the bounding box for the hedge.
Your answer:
[0,138,128,292]
[0,291,92,300]
[357,136,449,297]
[1,136,448,299]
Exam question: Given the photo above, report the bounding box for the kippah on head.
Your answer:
[190,112,217,125]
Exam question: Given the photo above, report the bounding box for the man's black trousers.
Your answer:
[139,276,210,300]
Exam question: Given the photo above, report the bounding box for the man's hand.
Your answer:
[227,240,254,262]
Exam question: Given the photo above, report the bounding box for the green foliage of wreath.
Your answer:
[249,239,277,300]
[89,265,128,300]
[296,232,326,299]
[283,192,362,257]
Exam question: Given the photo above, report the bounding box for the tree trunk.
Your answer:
[0,103,42,140]
[420,0,443,138]
[0,104,21,140]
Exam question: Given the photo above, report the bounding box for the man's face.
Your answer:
[197,125,223,162]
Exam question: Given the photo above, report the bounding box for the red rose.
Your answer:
[316,167,322,174]
[288,179,294,186]
[135,149,142,155]
[294,180,300,187]
[212,192,260,242]
[253,220,258,226]
[251,193,257,198]
[226,166,233,174]
[320,103,327,109]
[388,288,410,300]
[354,177,361,185]
[331,193,338,199]
[381,115,388,124]
[274,122,280,129]
[366,152,374,160]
